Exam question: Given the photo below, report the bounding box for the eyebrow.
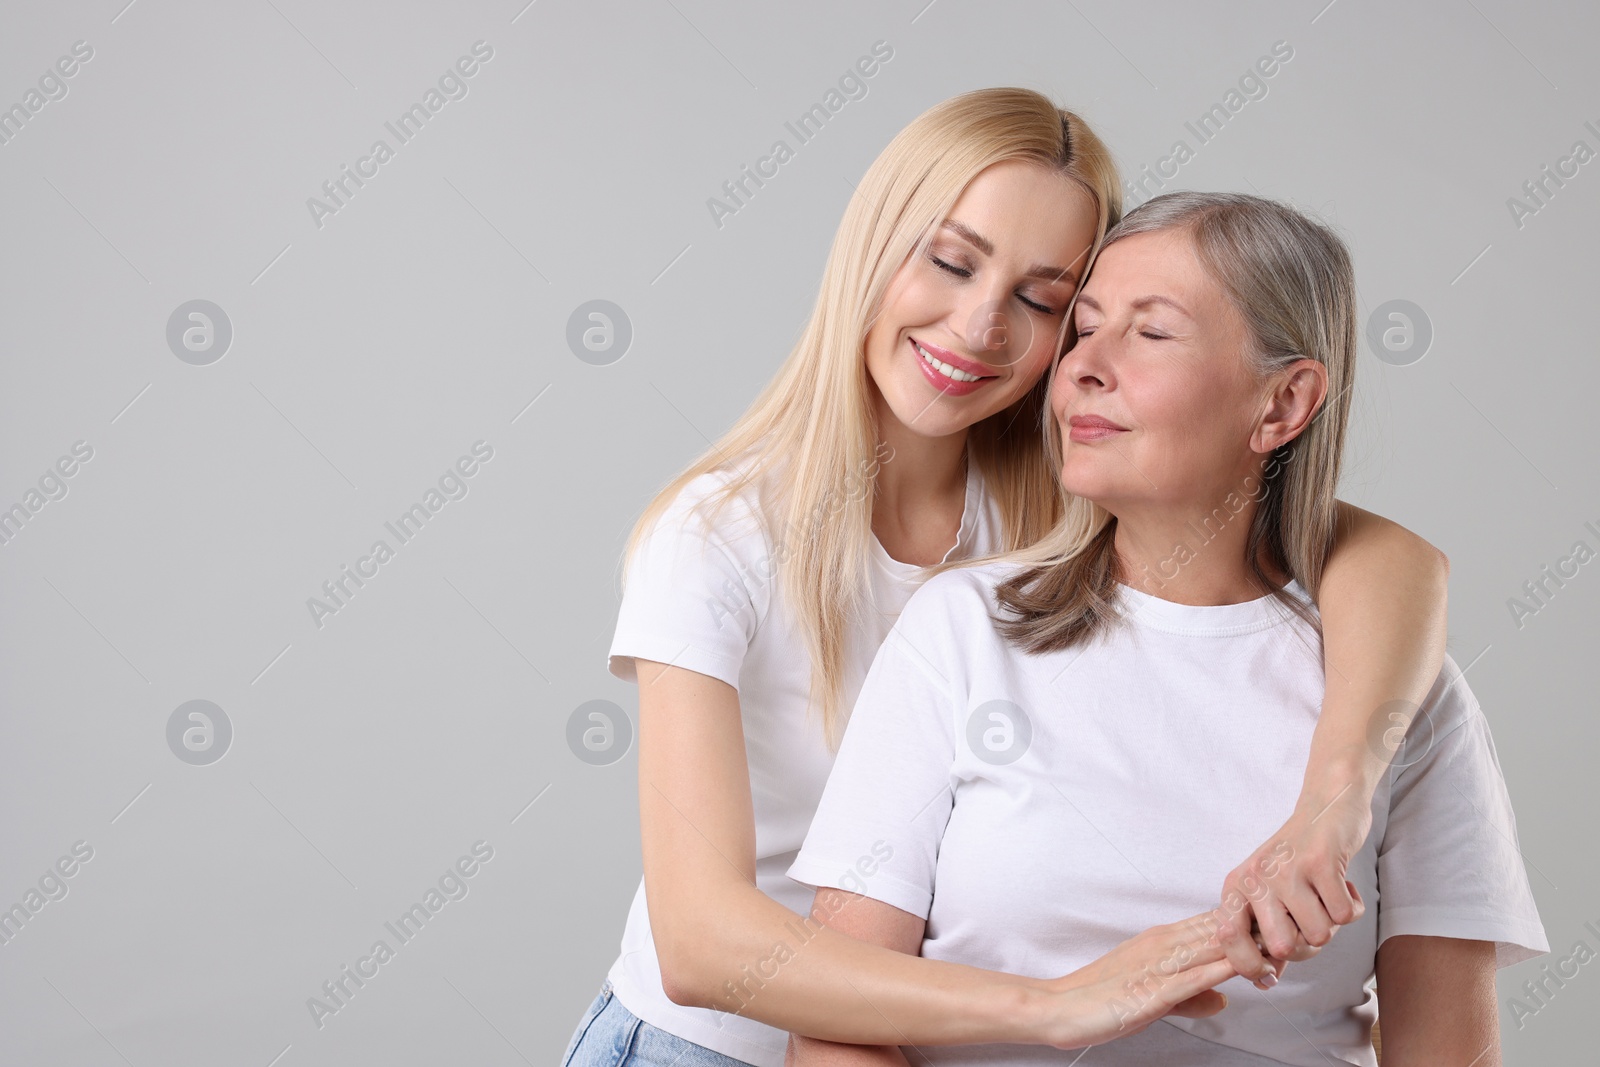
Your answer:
[1073,293,1193,318]
[939,219,1087,285]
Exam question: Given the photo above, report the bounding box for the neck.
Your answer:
[1109,496,1289,606]
[870,388,969,514]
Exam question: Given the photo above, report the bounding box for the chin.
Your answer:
[893,402,968,438]
[889,382,984,436]
[1058,466,1119,504]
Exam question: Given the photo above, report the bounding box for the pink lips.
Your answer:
[1067,414,1129,443]
[910,336,996,397]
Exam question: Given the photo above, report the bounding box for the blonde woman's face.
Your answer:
[863,159,1098,439]
[1051,227,1269,514]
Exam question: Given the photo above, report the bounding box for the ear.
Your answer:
[1250,358,1328,455]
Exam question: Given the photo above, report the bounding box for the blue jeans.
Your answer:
[562,980,757,1067]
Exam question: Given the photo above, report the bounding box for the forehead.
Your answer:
[1080,227,1209,301]
[943,161,1098,251]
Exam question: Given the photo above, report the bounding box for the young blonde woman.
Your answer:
[787,192,1546,1066]
[562,90,1450,1067]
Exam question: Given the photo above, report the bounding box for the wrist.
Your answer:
[1009,976,1100,1049]
[1297,748,1381,814]
[987,978,1054,1046]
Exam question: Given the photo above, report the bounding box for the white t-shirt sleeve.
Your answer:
[1376,656,1550,968]
[606,473,767,692]
[786,580,964,919]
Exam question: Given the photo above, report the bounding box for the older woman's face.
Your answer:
[1051,228,1271,514]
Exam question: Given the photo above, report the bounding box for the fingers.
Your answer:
[1106,953,1239,1035]
[1276,877,1336,949]
[1278,938,1322,963]
[1060,925,1243,1047]
[1214,896,1255,951]
[1213,907,1279,987]
[1313,871,1365,927]
[1163,911,1232,967]
[1251,894,1303,962]
[1164,988,1229,1019]
[1331,876,1369,927]
[1255,872,1367,962]
[1150,958,1239,1018]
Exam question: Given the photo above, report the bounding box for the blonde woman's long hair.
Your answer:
[618,87,1123,750]
[965,191,1359,653]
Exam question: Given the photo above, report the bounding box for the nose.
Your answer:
[1059,329,1111,391]
[960,292,1034,371]
[962,300,1008,364]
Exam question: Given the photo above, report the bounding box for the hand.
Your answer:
[1216,785,1370,983]
[1035,909,1247,1050]
[1217,914,1323,991]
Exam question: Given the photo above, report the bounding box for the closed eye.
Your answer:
[1072,326,1170,340]
[931,255,1058,316]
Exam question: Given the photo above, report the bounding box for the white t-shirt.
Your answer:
[788,560,1549,1067]
[604,458,1001,1067]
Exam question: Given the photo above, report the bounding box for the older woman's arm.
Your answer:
[1374,935,1500,1065]
[786,888,923,1067]
[1215,503,1449,969]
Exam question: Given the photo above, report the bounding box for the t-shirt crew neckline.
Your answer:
[869,459,984,573]
[1113,576,1313,637]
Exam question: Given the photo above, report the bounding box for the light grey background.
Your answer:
[1,1,1595,1064]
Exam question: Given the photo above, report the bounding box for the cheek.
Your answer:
[869,281,927,360]
[1025,323,1063,375]
[884,264,942,320]
[1130,368,1221,437]
[999,339,1054,399]
[1047,358,1074,418]
[864,318,891,364]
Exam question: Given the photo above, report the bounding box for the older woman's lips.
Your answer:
[1067,414,1128,443]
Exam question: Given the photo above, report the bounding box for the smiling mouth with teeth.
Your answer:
[913,340,993,384]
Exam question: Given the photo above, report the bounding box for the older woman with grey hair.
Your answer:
[788,191,1548,1067]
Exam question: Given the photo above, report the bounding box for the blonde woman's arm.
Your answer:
[638,660,1247,1048]
[781,887,1242,1067]
[1214,503,1448,970]
[785,888,922,1067]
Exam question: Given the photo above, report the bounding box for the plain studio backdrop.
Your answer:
[1,1,1595,1064]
